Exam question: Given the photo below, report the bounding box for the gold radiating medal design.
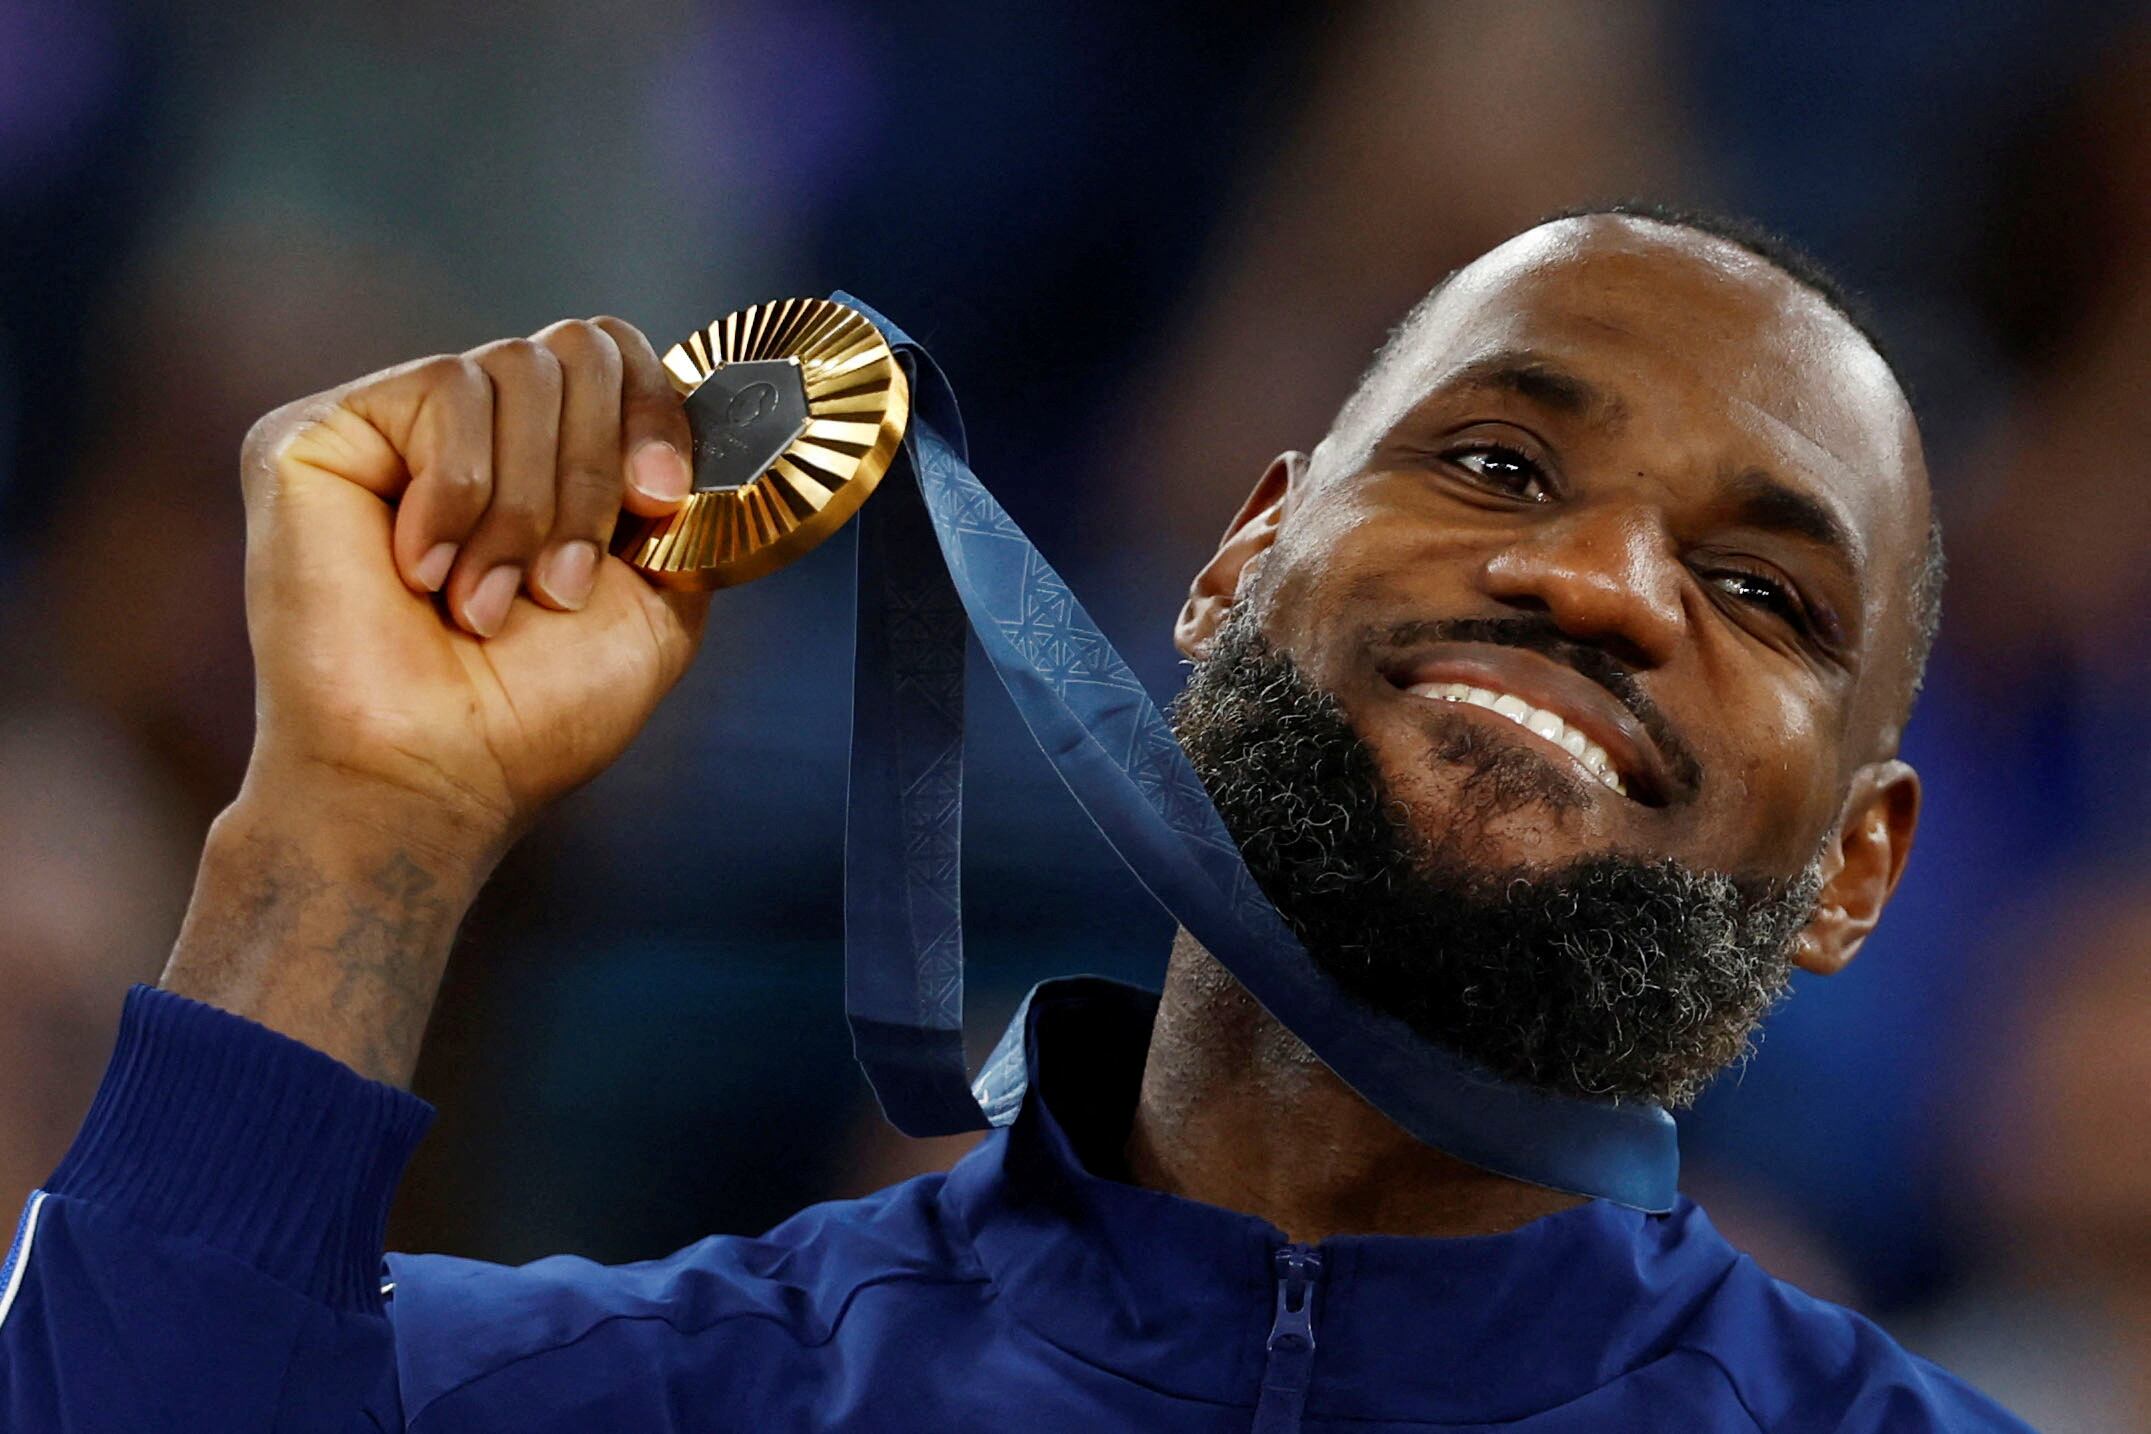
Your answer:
[615,297,911,589]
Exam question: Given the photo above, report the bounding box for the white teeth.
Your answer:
[1404,681,1629,798]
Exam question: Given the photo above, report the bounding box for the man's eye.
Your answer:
[1446,444,1550,500]
[1711,568,1808,630]
[1449,445,1546,497]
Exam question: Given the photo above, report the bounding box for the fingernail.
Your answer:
[537,541,598,610]
[415,542,457,592]
[467,564,521,637]
[630,441,691,502]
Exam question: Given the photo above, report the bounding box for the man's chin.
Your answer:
[1294,847,1817,1107]
[1369,732,1627,867]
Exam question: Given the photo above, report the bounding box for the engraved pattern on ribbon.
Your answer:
[878,468,970,1031]
[912,429,1287,946]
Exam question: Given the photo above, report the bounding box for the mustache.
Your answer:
[1375,615,1704,795]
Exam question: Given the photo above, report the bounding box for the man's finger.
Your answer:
[446,339,562,638]
[530,320,626,611]
[589,315,694,518]
[356,355,496,595]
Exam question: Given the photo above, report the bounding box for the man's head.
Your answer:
[1171,206,1933,1106]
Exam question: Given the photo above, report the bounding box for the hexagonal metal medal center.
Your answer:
[684,358,811,492]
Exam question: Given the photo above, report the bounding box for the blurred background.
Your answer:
[3,2,2148,1426]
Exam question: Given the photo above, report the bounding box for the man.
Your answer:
[0,208,2031,1430]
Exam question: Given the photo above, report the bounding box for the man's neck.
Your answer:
[1123,930,1584,1243]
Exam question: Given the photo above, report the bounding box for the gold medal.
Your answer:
[615,297,911,589]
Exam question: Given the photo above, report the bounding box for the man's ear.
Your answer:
[1174,452,1307,661]
[1794,760,1921,976]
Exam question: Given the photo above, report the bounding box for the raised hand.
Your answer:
[238,316,710,849]
[164,317,716,1082]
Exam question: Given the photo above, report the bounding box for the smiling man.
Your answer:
[0,208,2029,1431]
[1155,205,1937,1194]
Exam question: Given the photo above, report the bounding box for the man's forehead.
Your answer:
[1341,217,1924,569]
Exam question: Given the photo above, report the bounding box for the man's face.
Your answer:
[1216,217,1923,886]
[1173,216,1928,1103]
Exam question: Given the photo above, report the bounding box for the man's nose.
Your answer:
[1477,505,1685,668]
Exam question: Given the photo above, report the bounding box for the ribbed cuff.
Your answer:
[47,985,435,1315]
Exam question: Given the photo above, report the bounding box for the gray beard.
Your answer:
[1171,604,1821,1108]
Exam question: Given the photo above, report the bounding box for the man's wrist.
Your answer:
[158,790,493,1086]
[233,754,519,869]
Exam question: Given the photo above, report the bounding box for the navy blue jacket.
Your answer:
[1,979,2030,1431]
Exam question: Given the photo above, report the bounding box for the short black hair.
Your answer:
[1350,201,1945,716]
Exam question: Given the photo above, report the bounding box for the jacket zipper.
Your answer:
[1250,1243,1322,1433]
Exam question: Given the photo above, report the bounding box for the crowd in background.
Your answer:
[2,3,2148,1428]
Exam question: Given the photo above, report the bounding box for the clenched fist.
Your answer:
[160,317,723,1082]
[237,317,712,854]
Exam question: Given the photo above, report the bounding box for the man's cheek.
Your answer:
[1708,713,1834,857]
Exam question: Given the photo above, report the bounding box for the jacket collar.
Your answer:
[940,977,1738,1424]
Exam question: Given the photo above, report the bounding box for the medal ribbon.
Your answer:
[836,293,1678,1210]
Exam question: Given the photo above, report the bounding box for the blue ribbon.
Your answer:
[836,293,1678,1211]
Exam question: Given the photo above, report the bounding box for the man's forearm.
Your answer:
[159,793,491,1087]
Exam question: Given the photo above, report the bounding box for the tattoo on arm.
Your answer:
[164,822,471,1087]
[318,852,456,1085]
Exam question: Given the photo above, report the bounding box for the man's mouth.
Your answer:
[1378,644,1680,807]
[1403,680,1629,798]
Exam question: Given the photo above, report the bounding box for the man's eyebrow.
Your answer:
[1723,468,1860,571]
[1438,350,1627,425]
